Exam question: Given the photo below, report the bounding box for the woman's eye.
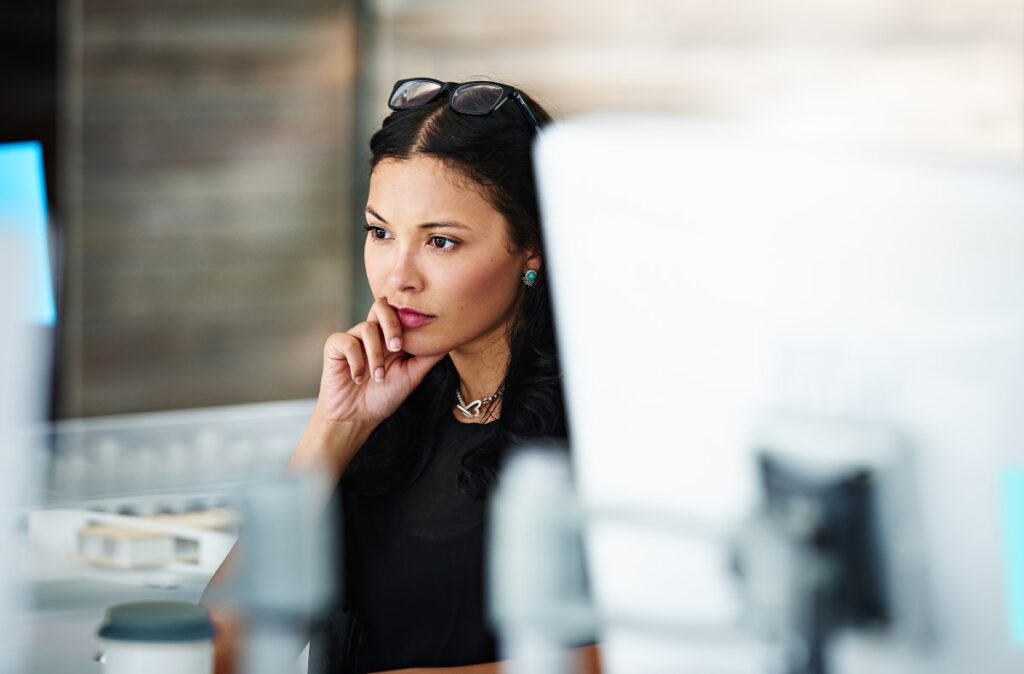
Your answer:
[363,224,456,251]
[363,224,389,239]
[430,236,457,251]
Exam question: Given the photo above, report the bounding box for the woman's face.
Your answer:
[364,154,540,357]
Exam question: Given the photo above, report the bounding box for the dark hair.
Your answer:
[341,82,566,500]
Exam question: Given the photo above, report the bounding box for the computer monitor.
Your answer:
[533,116,1024,673]
[0,140,57,672]
[0,140,57,327]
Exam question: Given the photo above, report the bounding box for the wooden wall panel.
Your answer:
[366,0,1022,163]
[63,0,357,417]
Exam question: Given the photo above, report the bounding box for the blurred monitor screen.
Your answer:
[535,116,1024,674]
[0,140,56,326]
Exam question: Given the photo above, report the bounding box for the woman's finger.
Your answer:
[367,297,405,353]
[381,349,405,372]
[400,351,447,386]
[326,331,366,384]
[358,321,387,383]
[323,331,353,361]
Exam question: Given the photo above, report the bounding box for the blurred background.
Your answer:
[1,0,1020,419]
[1,2,1023,673]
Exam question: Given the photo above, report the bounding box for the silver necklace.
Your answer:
[455,384,504,419]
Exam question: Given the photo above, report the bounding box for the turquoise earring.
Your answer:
[521,268,539,287]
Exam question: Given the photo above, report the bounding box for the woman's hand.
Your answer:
[313,296,446,427]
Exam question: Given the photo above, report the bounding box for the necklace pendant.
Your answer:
[457,400,482,418]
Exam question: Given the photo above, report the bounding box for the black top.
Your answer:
[310,411,502,674]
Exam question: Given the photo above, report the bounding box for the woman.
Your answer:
[206,77,600,673]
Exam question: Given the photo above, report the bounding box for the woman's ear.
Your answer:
[523,248,542,272]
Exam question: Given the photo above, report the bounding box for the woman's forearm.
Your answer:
[202,412,376,674]
[286,409,376,489]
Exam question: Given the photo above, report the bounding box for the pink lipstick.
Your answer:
[395,307,436,329]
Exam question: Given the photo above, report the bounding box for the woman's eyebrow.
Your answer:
[365,206,471,231]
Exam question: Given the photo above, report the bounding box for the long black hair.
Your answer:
[341,81,565,500]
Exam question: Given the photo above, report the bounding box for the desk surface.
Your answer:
[18,575,206,674]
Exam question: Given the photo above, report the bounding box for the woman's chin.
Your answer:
[400,337,451,359]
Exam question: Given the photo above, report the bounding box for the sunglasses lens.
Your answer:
[390,80,443,108]
[451,83,504,114]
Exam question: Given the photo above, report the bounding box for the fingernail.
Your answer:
[374,367,384,382]
[354,375,364,385]
[389,337,401,351]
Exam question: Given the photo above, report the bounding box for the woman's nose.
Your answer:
[387,245,423,292]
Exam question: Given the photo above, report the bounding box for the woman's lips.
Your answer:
[396,308,436,329]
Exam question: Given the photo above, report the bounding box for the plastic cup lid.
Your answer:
[97,600,216,643]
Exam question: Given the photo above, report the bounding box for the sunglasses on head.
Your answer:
[388,77,541,133]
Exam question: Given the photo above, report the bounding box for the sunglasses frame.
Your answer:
[388,77,541,133]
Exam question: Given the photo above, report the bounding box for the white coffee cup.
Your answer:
[97,600,215,674]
